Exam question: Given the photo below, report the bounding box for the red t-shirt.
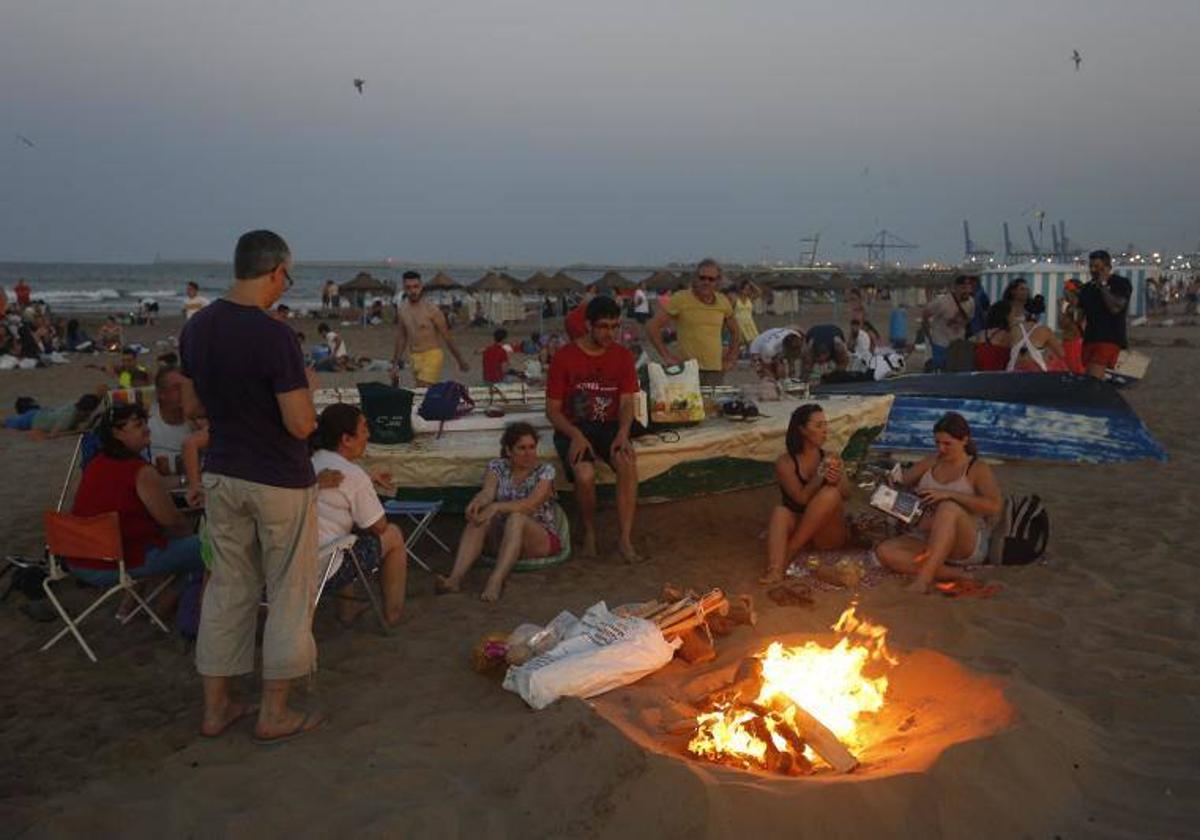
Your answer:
[564,304,588,341]
[482,343,508,383]
[71,454,166,569]
[546,342,638,424]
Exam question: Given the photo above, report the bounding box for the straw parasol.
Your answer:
[427,270,462,290]
[641,270,677,292]
[522,270,551,290]
[473,271,517,292]
[594,270,633,293]
[338,271,394,297]
[525,271,582,293]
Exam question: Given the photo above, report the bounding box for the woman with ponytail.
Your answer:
[876,412,1003,592]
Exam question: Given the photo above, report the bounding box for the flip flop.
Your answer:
[936,580,1002,599]
[252,711,327,746]
[201,703,260,739]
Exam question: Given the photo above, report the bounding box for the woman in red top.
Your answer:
[71,404,203,587]
[973,301,1013,372]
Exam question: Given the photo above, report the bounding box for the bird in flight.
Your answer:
[16,133,35,148]
[1072,50,1082,71]
[353,78,365,94]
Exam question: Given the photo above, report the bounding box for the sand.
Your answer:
[0,303,1197,837]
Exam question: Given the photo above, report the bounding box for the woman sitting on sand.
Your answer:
[875,412,1003,593]
[1006,297,1068,373]
[70,403,204,596]
[310,404,408,627]
[760,404,852,585]
[438,422,560,602]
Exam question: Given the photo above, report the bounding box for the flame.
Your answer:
[687,605,896,770]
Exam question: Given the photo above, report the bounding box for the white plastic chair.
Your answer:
[314,534,388,632]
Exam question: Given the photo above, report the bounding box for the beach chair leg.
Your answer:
[40,579,125,662]
[119,574,176,627]
[405,546,433,574]
[420,521,451,554]
[348,549,389,634]
[123,582,171,634]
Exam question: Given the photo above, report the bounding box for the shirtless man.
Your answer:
[392,271,468,386]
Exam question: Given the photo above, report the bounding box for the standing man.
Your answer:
[921,275,975,371]
[14,278,32,309]
[647,258,740,386]
[182,281,209,321]
[546,296,641,563]
[181,229,324,744]
[392,270,468,387]
[1078,249,1132,379]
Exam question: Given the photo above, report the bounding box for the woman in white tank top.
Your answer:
[876,412,1004,593]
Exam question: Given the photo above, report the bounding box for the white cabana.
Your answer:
[980,263,1156,330]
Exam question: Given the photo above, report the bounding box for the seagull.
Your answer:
[16,133,35,148]
[353,78,365,94]
[1072,50,1081,71]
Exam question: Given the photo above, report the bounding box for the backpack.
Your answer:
[987,494,1049,565]
[417,381,475,433]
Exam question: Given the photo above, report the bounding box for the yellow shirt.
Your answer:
[665,289,733,371]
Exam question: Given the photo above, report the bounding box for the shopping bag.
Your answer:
[648,360,705,425]
[503,602,678,710]
[356,382,415,444]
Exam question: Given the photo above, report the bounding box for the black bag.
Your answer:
[944,294,976,372]
[987,494,1050,565]
[356,382,415,445]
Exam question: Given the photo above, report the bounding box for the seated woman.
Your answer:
[761,404,852,585]
[973,301,1012,372]
[875,412,1003,593]
[437,422,560,602]
[310,404,408,627]
[70,403,204,598]
[1007,298,1068,372]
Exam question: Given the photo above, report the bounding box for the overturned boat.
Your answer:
[814,371,1165,464]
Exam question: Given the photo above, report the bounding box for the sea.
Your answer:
[0,261,638,315]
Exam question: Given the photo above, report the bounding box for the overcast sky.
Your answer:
[3,0,1198,265]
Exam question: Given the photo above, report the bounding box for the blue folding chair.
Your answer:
[382,499,445,572]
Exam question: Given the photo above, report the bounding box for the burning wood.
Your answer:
[685,605,895,776]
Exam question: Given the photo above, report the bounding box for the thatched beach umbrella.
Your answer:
[642,270,677,292]
[473,271,517,292]
[526,271,582,294]
[522,270,551,290]
[338,271,395,309]
[596,270,634,293]
[427,270,462,291]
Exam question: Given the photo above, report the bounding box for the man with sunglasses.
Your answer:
[392,271,468,387]
[647,257,740,386]
[180,229,325,744]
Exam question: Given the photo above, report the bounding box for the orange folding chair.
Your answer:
[40,510,172,662]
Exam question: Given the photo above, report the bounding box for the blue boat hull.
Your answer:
[815,372,1166,464]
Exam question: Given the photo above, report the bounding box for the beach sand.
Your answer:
[0,305,1197,837]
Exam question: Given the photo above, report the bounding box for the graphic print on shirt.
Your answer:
[569,378,618,423]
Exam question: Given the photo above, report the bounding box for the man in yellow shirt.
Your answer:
[647,258,740,385]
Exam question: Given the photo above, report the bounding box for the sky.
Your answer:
[2,0,1199,265]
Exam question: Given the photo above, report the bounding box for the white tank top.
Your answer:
[1007,322,1047,371]
[917,458,975,495]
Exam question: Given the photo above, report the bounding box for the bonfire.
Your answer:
[686,605,897,775]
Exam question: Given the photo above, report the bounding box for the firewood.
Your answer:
[707,615,735,636]
[649,597,693,625]
[789,704,858,773]
[730,657,765,703]
[769,717,813,774]
[744,715,786,774]
[727,594,757,626]
[676,627,717,664]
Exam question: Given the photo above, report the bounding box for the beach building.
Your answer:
[980,262,1156,330]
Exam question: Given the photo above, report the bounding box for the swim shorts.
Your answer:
[1082,341,1120,370]
[410,348,445,385]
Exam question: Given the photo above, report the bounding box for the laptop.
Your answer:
[870,484,924,525]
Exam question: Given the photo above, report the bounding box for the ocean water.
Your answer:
[0,261,623,314]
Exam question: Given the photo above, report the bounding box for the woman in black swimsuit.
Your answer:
[761,404,852,584]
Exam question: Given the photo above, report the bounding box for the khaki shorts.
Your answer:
[195,474,319,681]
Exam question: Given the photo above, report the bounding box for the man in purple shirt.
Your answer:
[181,230,324,743]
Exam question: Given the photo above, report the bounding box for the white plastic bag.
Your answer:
[648,360,704,425]
[503,602,678,710]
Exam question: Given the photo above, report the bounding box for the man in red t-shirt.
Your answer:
[481,328,511,384]
[546,295,641,562]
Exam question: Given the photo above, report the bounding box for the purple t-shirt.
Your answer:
[180,299,314,488]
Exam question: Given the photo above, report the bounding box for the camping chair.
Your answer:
[313,534,388,632]
[40,511,173,663]
[383,499,446,572]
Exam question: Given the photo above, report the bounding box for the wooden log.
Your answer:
[789,704,858,773]
[676,627,717,664]
[743,715,786,774]
[769,718,814,774]
[727,594,757,626]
